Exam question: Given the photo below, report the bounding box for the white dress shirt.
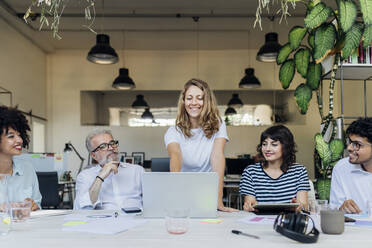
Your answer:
[330,157,372,213]
[74,162,144,210]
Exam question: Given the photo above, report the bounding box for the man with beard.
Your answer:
[74,129,144,210]
[330,118,372,214]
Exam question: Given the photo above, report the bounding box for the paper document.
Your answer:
[62,215,147,234]
[238,215,276,225]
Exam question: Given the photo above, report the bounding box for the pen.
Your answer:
[232,229,260,239]
[114,212,118,218]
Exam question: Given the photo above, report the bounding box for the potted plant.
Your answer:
[270,0,372,199]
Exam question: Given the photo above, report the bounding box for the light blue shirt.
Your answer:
[6,159,42,208]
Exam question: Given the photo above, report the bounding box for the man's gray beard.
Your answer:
[98,152,119,165]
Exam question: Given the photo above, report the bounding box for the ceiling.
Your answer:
[0,0,334,53]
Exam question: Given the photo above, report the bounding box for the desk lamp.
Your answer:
[64,142,85,175]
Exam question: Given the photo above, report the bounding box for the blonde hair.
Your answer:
[176,78,221,139]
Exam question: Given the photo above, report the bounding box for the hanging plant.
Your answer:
[24,0,96,39]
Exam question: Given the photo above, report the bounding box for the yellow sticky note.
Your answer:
[200,219,223,224]
[63,221,87,226]
[2,217,11,225]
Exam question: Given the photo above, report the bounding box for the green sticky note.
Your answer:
[63,221,87,226]
[200,219,223,224]
[31,154,41,158]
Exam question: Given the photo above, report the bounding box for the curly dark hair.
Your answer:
[256,125,297,173]
[0,106,30,148]
[346,117,372,144]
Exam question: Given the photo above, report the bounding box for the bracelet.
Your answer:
[96,176,104,182]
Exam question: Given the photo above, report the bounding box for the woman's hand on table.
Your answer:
[25,198,40,211]
[218,204,239,212]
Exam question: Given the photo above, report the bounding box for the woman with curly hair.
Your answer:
[164,78,237,212]
[0,106,41,210]
[240,125,310,212]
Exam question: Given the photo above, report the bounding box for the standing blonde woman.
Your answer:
[164,78,237,212]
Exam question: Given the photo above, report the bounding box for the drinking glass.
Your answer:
[316,200,329,214]
[11,200,32,222]
[0,175,11,235]
[165,208,189,234]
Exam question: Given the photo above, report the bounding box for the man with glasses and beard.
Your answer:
[330,118,372,214]
[74,129,144,210]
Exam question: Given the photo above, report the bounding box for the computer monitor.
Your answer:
[151,157,170,172]
[142,172,218,218]
[225,158,251,176]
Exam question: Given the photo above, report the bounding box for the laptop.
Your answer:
[142,172,218,218]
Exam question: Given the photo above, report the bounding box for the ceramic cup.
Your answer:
[320,210,344,234]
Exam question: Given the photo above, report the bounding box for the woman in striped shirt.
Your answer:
[240,125,310,212]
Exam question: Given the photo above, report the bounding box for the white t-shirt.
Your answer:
[164,120,229,172]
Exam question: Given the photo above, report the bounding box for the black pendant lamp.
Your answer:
[132,95,148,108]
[112,68,135,89]
[256,32,281,62]
[87,34,119,64]
[239,68,261,88]
[227,94,243,108]
[141,108,154,119]
[224,107,237,116]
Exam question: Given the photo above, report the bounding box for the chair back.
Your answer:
[36,171,60,208]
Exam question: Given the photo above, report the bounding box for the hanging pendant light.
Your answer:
[112,68,135,89]
[256,32,281,62]
[239,68,261,88]
[227,94,243,108]
[141,108,154,119]
[132,95,148,109]
[224,107,237,116]
[112,31,136,89]
[87,34,119,64]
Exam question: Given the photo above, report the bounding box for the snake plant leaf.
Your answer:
[363,24,372,47]
[341,23,363,60]
[295,83,312,114]
[294,48,311,78]
[277,43,293,65]
[315,133,331,165]
[314,24,336,63]
[360,0,372,25]
[306,62,322,90]
[330,138,344,161]
[316,178,331,200]
[289,26,308,50]
[279,59,295,89]
[304,2,332,29]
[308,31,315,49]
[339,0,357,32]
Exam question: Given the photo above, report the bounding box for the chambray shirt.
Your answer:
[74,162,144,210]
[5,159,42,208]
[330,157,372,213]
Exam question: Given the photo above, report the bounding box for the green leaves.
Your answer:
[360,0,372,25]
[294,48,311,78]
[295,83,312,114]
[363,24,372,47]
[308,32,315,48]
[306,62,322,90]
[289,26,307,50]
[339,0,357,32]
[342,23,363,59]
[305,2,332,29]
[279,59,295,89]
[316,178,331,200]
[330,139,344,161]
[314,24,336,63]
[277,43,292,65]
[315,133,331,165]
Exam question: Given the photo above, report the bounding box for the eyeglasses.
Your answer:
[346,138,372,151]
[92,140,119,153]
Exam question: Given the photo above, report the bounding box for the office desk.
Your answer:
[3,210,372,248]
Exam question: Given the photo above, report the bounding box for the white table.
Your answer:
[2,210,372,248]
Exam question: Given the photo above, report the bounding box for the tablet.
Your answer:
[253,203,300,210]
[253,203,300,215]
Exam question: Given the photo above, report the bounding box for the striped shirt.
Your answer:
[239,163,310,203]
